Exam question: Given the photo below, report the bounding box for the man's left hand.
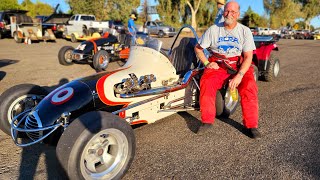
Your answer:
[229,74,243,90]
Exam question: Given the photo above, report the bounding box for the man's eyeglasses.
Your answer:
[224,11,238,15]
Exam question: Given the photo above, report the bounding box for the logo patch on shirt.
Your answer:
[217,45,240,54]
[217,36,239,44]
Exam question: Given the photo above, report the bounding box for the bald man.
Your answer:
[195,1,260,138]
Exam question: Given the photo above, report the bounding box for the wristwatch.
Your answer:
[238,71,244,76]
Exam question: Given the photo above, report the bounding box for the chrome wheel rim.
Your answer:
[7,95,43,124]
[80,128,129,179]
[64,50,73,63]
[224,89,239,112]
[99,55,109,69]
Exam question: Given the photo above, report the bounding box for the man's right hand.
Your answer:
[206,62,219,69]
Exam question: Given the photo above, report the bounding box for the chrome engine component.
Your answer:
[24,111,43,141]
[11,109,64,147]
[114,73,156,94]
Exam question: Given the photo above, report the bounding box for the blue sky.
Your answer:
[18,0,320,28]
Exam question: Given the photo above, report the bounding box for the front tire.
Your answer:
[93,50,110,72]
[263,51,280,82]
[0,84,48,135]
[57,111,135,180]
[58,46,75,66]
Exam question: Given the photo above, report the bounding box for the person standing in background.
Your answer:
[215,0,226,25]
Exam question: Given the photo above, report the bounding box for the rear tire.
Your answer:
[263,51,280,82]
[56,111,135,180]
[216,88,239,118]
[93,50,110,72]
[58,46,75,66]
[0,84,48,135]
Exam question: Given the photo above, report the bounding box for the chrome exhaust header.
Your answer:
[10,109,63,147]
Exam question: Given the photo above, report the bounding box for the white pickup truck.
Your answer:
[63,14,110,42]
[257,27,280,36]
[67,14,109,31]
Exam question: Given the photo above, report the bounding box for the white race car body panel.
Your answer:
[98,46,187,124]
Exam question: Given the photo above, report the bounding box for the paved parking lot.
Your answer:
[0,38,320,179]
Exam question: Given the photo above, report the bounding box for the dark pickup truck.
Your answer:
[37,4,72,38]
[0,10,32,39]
[39,13,72,37]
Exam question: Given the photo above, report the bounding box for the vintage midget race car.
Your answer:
[0,25,280,179]
[58,30,149,72]
[0,26,240,179]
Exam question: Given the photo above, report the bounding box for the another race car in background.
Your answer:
[58,29,149,72]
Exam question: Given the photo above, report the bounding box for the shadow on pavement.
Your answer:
[0,59,19,68]
[0,71,6,81]
[217,116,254,138]
[17,78,70,180]
[178,112,202,133]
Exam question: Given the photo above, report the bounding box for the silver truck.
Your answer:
[144,21,176,38]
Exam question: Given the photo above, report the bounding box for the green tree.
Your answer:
[196,0,216,28]
[157,0,181,27]
[0,0,21,10]
[241,6,269,27]
[105,0,140,23]
[34,2,54,16]
[263,0,301,28]
[21,0,54,17]
[157,0,205,29]
[294,0,320,30]
[67,0,139,22]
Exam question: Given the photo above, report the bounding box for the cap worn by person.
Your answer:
[130,14,136,19]
[216,0,225,5]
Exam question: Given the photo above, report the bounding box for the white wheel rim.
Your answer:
[273,60,280,77]
[80,128,129,179]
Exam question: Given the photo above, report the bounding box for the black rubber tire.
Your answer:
[263,51,280,82]
[216,89,239,118]
[253,65,259,82]
[0,84,48,135]
[158,31,164,38]
[58,46,75,66]
[56,111,135,180]
[215,90,224,117]
[93,50,110,72]
[13,32,23,43]
[71,33,77,43]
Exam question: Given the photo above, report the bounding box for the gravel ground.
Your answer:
[0,38,320,180]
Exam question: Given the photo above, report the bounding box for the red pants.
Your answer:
[200,61,259,128]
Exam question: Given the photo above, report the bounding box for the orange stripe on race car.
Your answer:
[89,39,98,53]
[96,67,131,107]
[130,120,148,125]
